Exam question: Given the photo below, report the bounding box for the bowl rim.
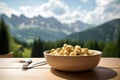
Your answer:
[44,49,102,57]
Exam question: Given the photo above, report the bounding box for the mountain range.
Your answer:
[1,14,119,43]
[65,19,120,42]
[0,14,93,42]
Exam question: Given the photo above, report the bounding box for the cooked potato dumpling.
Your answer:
[49,44,94,56]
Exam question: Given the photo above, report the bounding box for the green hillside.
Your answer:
[65,19,120,42]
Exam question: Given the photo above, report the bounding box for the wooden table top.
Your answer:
[0,58,120,80]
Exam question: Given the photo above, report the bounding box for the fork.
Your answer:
[23,61,47,69]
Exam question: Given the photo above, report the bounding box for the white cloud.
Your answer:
[81,0,88,3]
[0,0,95,24]
[0,2,7,6]
[18,0,120,25]
[83,0,120,25]
[0,2,20,17]
[96,0,113,6]
[0,0,120,25]
[84,6,105,24]
[18,0,84,23]
[19,0,68,18]
[58,9,84,23]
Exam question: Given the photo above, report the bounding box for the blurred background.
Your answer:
[0,0,120,57]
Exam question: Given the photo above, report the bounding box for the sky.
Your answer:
[0,0,120,25]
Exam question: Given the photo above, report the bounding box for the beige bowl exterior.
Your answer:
[44,50,102,71]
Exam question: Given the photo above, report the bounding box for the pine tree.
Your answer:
[116,34,120,58]
[0,19,10,54]
[31,38,44,57]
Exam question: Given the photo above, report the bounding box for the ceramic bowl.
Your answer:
[44,50,102,71]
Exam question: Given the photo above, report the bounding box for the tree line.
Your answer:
[31,36,120,58]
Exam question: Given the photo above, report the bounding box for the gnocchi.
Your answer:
[49,44,94,56]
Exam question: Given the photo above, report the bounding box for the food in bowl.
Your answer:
[49,44,94,56]
[44,44,102,71]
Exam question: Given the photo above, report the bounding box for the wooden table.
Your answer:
[0,58,120,80]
